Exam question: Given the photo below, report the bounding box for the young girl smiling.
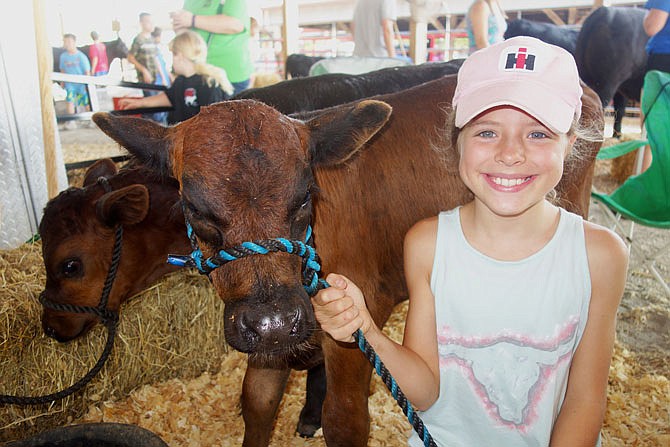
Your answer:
[312,36,628,446]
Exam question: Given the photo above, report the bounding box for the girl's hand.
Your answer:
[311,273,373,343]
[117,98,140,110]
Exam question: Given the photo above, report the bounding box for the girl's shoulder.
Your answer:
[404,215,439,253]
[582,220,628,265]
[582,220,628,308]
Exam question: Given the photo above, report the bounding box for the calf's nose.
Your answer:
[225,301,311,353]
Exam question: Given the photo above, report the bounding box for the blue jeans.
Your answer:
[232,79,251,96]
[144,88,167,125]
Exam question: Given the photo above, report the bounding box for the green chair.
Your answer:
[591,70,670,296]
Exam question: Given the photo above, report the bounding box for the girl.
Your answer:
[312,36,628,446]
[119,30,233,125]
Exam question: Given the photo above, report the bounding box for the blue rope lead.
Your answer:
[167,224,437,447]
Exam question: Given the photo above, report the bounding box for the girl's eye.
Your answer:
[529,131,548,139]
[477,130,496,138]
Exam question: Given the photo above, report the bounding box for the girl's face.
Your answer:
[457,106,576,218]
[171,52,188,76]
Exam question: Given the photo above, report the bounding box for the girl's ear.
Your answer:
[565,133,578,158]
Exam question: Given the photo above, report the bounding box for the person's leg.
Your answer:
[143,88,167,125]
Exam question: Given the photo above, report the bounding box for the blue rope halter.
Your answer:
[168,222,436,447]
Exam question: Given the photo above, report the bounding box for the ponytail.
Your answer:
[193,62,234,96]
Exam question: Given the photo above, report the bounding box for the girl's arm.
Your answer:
[549,222,628,446]
[117,92,171,110]
[312,217,441,410]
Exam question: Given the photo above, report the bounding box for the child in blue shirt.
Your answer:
[59,33,91,115]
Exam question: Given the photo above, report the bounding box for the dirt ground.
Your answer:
[54,116,669,446]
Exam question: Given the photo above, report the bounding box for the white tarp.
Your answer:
[0,2,68,249]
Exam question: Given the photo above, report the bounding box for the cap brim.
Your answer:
[454,79,577,133]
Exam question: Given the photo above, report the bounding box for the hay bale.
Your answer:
[603,135,644,185]
[0,241,226,442]
[251,72,282,89]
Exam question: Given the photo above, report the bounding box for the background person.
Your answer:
[59,33,91,116]
[351,0,398,58]
[88,30,109,76]
[127,12,167,124]
[466,0,507,54]
[171,0,253,95]
[312,37,627,446]
[118,30,233,125]
[151,27,173,89]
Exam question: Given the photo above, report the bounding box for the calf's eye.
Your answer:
[61,258,83,278]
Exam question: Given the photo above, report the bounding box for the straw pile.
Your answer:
[0,241,227,443]
[75,302,669,447]
[600,135,643,186]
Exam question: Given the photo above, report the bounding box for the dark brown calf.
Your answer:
[93,74,603,446]
[39,159,188,342]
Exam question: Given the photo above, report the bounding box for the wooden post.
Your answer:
[410,20,427,64]
[282,0,299,65]
[33,0,60,199]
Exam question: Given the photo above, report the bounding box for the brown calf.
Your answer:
[93,74,603,446]
[39,159,188,342]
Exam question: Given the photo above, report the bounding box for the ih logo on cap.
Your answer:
[504,47,535,71]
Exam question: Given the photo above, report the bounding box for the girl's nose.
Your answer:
[494,139,525,166]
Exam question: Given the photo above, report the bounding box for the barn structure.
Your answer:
[0,0,648,248]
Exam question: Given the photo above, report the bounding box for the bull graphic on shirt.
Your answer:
[437,316,579,430]
[184,87,198,107]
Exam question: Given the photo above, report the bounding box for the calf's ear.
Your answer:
[304,100,392,167]
[83,158,118,186]
[96,184,150,227]
[92,113,172,176]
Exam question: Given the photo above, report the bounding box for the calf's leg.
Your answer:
[241,363,291,447]
[321,338,373,446]
[297,362,326,437]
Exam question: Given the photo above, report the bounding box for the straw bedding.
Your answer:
[0,242,226,442]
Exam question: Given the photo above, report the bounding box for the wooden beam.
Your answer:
[568,7,578,24]
[429,17,444,31]
[33,0,59,199]
[281,0,299,63]
[542,8,565,26]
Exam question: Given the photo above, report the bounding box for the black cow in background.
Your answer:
[284,53,325,79]
[575,6,648,137]
[52,37,129,73]
[236,58,465,114]
[504,18,579,54]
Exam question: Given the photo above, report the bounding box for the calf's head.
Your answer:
[93,99,391,358]
[40,159,183,342]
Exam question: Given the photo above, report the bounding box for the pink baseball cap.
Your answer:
[453,36,583,133]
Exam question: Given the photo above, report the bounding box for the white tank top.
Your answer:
[408,207,592,447]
